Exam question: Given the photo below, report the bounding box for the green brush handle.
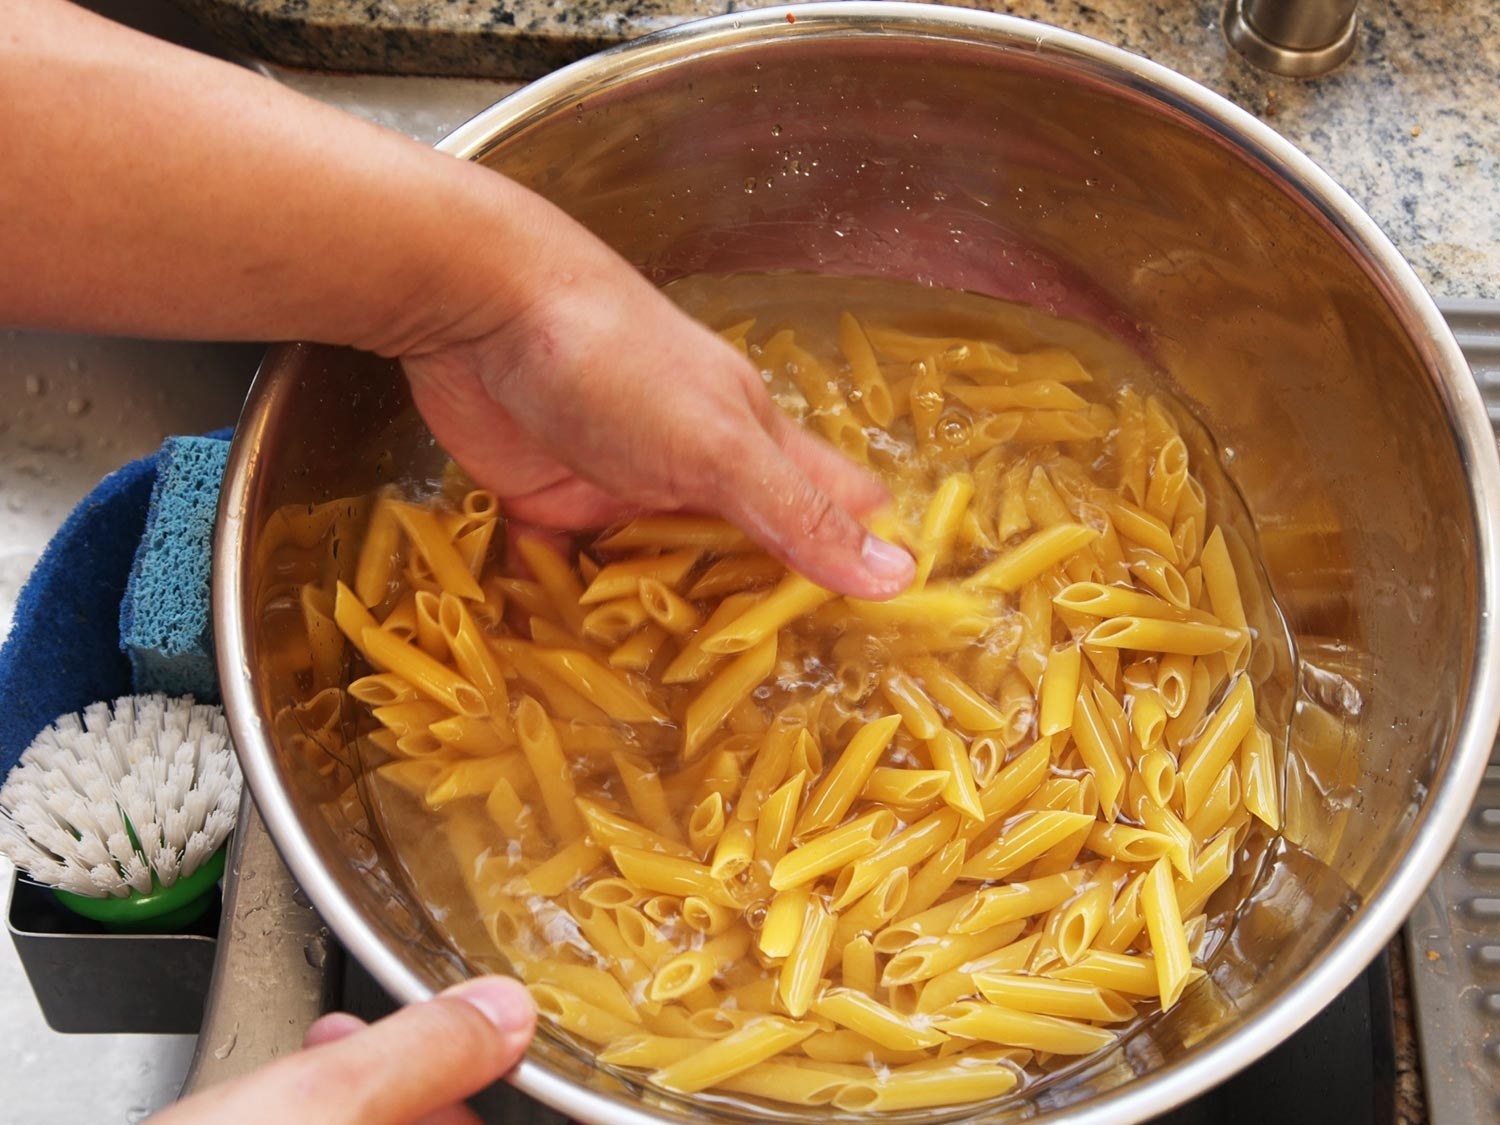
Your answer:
[53,844,228,933]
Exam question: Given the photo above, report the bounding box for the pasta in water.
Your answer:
[324,273,1290,1113]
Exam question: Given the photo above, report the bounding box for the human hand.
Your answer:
[400,217,915,601]
[151,977,535,1125]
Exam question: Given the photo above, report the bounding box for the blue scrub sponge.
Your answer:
[0,455,155,777]
[118,437,230,702]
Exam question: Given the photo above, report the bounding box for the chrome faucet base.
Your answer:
[1223,0,1357,78]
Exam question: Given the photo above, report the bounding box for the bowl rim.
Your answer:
[215,5,1500,1123]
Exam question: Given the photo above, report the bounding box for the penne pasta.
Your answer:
[321,279,1293,1113]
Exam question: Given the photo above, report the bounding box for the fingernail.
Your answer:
[443,976,536,1035]
[861,534,915,586]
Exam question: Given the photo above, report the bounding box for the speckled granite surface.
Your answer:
[174,0,1498,301]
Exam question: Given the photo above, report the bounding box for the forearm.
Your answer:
[1,0,553,352]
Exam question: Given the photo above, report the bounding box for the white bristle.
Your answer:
[0,694,242,898]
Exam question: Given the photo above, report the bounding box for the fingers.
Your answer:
[153,977,535,1125]
[765,409,890,520]
[707,419,914,600]
[302,1011,366,1048]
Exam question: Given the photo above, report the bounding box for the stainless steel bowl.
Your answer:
[214,6,1500,1122]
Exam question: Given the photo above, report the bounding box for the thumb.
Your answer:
[154,977,536,1125]
[704,413,915,601]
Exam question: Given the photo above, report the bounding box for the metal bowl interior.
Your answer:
[214,6,1500,1123]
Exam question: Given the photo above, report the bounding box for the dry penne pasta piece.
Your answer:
[686,554,783,599]
[1146,435,1189,521]
[1085,616,1244,657]
[948,380,1089,412]
[509,696,585,840]
[1071,685,1127,819]
[610,847,739,908]
[967,523,1100,593]
[1049,950,1162,996]
[835,808,960,909]
[530,983,642,1046]
[1086,822,1177,865]
[650,1017,816,1093]
[360,627,486,717]
[976,736,1053,823]
[833,1060,1020,1112]
[579,549,700,605]
[1141,856,1193,1008]
[717,1061,856,1107]
[1037,641,1081,736]
[952,868,1091,934]
[842,936,879,998]
[438,593,511,726]
[972,972,1136,1023]
[683,635,777,759]
[813,989,949,1051]
[862,767,950,807]
[839,311,897,427]
[608,622,670,672]
[1241,724,1282,830]
[779,898,836,1017]
[531,647,667,724]
[389,501,484,602]
[1105,499,1178,564]
[771,808,896,890]
[575,797,695,859]
[1178,675,1257,817]
[639,577,704,635]
[699,576,840,657]
[597,1033,702,1069]
[580,597,650,645]
[830,866,910,946]
[925,727,985,821]
[878,669,945,740]
[521,837,606,897]
[881,920,1027,986]
[755,770,807,868]
[346,672,421,707]
[935,1002,1117,1055]
[911,657,1007,731]
[795,714,904,835]
[1053,581,1206,621]
[1050,877,1117,964]
[847,585,995,637]
[960,811,1096,881]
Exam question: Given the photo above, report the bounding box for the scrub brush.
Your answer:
[0,693,241,931]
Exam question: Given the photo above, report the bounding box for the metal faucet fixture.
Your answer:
[1223,0,1358,77]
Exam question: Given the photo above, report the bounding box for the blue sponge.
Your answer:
[0,455,155,776]
[118,437,230,702]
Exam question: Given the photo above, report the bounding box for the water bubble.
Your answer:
[938,414,972,446]
[771,123,783,136]
[743,176,757,193]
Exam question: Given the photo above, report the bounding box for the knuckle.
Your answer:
[795,485,853,547]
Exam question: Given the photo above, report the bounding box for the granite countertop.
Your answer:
[173,0,1498,302]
